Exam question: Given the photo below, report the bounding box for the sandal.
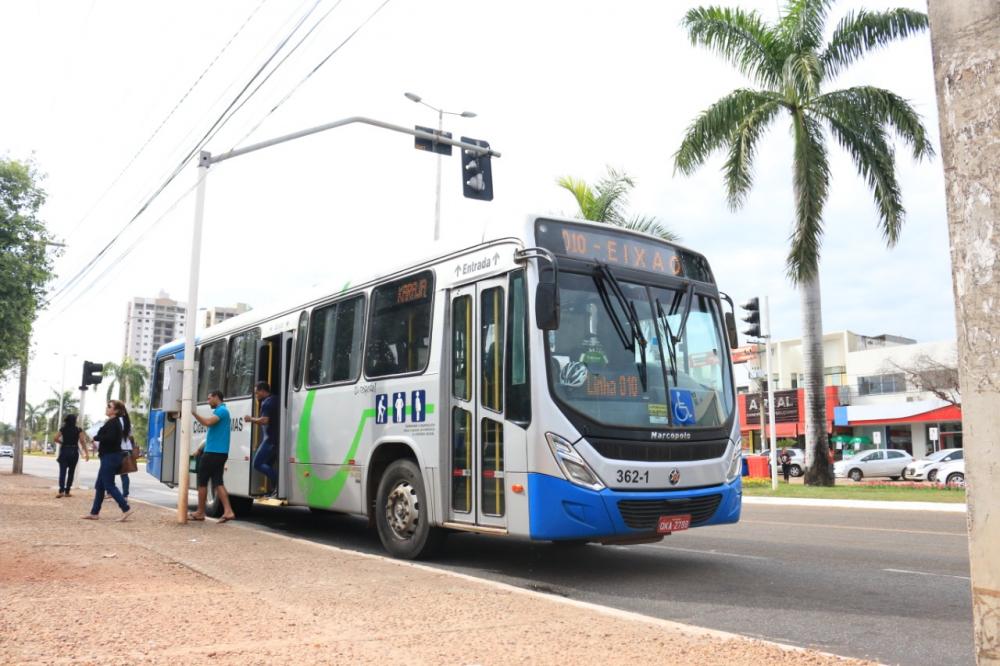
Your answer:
[217,515,235,524]
[81,514,99,520]
[187,513,205,521]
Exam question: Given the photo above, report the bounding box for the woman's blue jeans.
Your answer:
[90,452,130,515]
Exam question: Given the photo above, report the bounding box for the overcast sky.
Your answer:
[0,0,952,424]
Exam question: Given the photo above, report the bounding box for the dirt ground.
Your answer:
[0,472,874,665]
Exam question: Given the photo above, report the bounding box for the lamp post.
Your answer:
[52,352,77,451]
[404,92,477,241]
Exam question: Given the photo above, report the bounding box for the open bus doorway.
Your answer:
[250,332,291,498]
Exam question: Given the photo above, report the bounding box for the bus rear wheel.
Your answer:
[375,459,443,560]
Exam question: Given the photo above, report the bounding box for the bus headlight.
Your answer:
[545,432,605,491]
[725,441,743,482]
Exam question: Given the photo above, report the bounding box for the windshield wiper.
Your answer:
[656,283,695,386]
[594,264,648,391]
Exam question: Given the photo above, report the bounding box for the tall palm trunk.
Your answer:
[800,276,833,484]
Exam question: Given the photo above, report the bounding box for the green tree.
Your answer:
[674,0,932,485]
[24,402,46,450]
[0,158,56,383]
[43,389,80,432]
[0,422,13,444]
[557,166,679,241]
[103,357,150,406]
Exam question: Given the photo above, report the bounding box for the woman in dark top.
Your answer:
[54,413,89,497]
[82,400,134,521]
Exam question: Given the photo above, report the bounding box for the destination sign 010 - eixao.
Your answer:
[535,219,714,283]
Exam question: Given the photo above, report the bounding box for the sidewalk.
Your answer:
[0,473,870,665]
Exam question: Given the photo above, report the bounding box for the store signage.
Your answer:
[745,389,799,423]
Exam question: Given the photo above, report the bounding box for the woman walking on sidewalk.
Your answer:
[55,414,89,497]
[82,400,135,521]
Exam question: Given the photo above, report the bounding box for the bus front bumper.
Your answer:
[526,473,742,541]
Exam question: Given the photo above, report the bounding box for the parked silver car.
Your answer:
[834,449,913,481]
[0,444,13,458]
[761,448,806,477]
[935,459,966,486]
[903,448,963,482]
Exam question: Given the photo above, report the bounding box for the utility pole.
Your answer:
[927,2,1000,661]
[12,357,28,474]
[763,297,778,490]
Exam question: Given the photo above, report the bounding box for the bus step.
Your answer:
[255,497,287,506]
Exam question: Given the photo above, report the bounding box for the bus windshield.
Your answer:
[547,271,734,429]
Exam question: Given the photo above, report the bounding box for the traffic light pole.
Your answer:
[176,116,501,523]
[764,296,778,491]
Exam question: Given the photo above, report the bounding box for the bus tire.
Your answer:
[375,459,443,560]
[205,481,224,518]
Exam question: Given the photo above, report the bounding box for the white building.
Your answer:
[734,331,962,460]
[203,303,252,329]
[123,291,187,372]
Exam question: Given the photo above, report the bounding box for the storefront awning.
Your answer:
[834,399,961,426]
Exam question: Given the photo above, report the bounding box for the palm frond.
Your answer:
[779,0,835,51]
[682,6,782,88]
[813,86,934,160]
[723,99,783,210]
[787,111,829,283]
[821,9,929,79]
[823,114,903,245]
[674,89,784,176]
[781,51,822,101]
[617,215,680,242]
[592,167,635,224]
[556,176,597,220]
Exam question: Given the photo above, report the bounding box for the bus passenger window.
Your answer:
[365,271,434,378]
[197,340,226,402]
[307,296,364,385]
[226,329,260,398]
[481,287,504,412]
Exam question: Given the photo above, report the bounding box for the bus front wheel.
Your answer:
[375,459,443,560]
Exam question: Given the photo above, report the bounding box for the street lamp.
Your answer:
[404,92,477,241]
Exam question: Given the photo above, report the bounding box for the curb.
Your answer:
[743,495,966,512]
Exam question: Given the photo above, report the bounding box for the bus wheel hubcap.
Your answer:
[386,482,419,539]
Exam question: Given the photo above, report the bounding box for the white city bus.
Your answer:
[146,215,743,559]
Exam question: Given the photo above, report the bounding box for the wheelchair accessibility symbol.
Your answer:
[670,388,696,425]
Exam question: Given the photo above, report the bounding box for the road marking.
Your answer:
[744,519,966,538]
[637,543,771,561]
[883,568,970,581]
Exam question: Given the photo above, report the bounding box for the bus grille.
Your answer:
[617,494,723,530]
[591,439,727,462]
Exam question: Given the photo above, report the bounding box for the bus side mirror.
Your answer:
[724,311,739,349]
[535,283,560,331]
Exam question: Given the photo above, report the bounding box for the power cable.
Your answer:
[46,0,324,309]
[62,0,271,245]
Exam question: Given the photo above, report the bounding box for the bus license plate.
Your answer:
[657,514,691,533]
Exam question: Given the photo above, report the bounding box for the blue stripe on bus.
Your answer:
[527,473,741,540]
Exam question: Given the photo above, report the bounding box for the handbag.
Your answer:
[119,450,138,474]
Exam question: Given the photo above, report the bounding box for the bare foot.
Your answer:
[81,514,99,520]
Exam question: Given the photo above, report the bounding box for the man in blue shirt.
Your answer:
[245,381,278,496]
[189,389,235,522]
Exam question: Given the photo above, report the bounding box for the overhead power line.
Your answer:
[62,0,271,245]
[46,0,325,309]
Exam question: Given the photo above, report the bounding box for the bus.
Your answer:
[146,215,743,559]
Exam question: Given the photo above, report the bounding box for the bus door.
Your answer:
[448,278,508,529]
[250,333,290,497]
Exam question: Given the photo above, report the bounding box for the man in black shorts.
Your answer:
[189,389,235,522]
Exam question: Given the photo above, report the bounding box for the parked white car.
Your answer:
[0,444,13,458]
[903,448,963,482]
[935,459,966,486]
[834,449,913,482]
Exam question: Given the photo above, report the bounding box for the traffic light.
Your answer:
[80,361,104,389]
[740,297,762,339]
[460,136,493,201]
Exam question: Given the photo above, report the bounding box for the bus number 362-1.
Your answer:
[616,469,649,484]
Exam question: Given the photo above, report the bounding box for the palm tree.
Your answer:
[674,0,932,485]
[24,402,46,451]
[103,357,150,407]
[557,166,679,241]
[43,389,79,432]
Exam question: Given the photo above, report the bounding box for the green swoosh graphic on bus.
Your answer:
[295,390,435,507]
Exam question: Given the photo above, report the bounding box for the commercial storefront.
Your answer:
[833,400,963,457]
[737,386,845,453]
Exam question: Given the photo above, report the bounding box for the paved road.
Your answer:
[7,456,974,665]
